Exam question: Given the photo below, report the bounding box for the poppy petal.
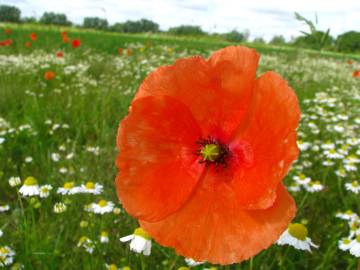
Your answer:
[229,71,300,209]
[134,46,259,141]
[116,95,204,222]
[140,181,296,265]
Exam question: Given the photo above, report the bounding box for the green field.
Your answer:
[0,23,360,269]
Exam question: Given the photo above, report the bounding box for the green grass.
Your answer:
[0,23,360,270]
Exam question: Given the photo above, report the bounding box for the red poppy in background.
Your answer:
[56,51,64,58]
[347,59,353,65]
[118,48,123,55]
[4,28,12,35]
[0,39,13,47]
[29,33,37,41]
[353,70,360,78]
[44,71,55,81]
[115,46,300,264]
[61,31,69,43]
[25,42,32,48]
[72,39,81,48]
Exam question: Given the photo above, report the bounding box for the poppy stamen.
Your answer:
[196,137,230,167]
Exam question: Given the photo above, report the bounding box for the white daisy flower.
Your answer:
[120,227,152,256]
[8,176,21,187]
[0,246,15,266]
[335,210,358,221]
[277,223,318,251]
[39,184,53,198]
[335,168,347,178]
[77,236,95,254]
[185,258,204,266]
[297,141,311,151]
[344,162,357,172]
[349,235,360,257]
[345,154,360,163]
[0,229,3,238]
[322,159,334,167]
[288,183,301,192]
[89,200,114,215]
[79,181,103,195]
[59,167,68,174]
[293,174,311,185]
[24,156,33,163]
[19,177,40,197]
[321,141,335,150]
[100,231,109,243]
[57,182,80,195]
[338,238,352,251]
[0,205,10,212]
[0,137,4,144]
[324,148,343,159]
[51,153,60,162]
[304,181,324,193]
[53,202,67,213]
[345,181,360,194]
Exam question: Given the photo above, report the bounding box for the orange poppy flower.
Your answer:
[115,46,300,264]
[72,39,81,48]
[25,42,32,48]
[353,70,360,78]
[126,48,132,56]
[347,59,353,65]
[29,33,37,41]
[44,71,55,81]
[4,28,12,35]
[56,51,64,58]
[118,48,123,55]
[0,39,13,47]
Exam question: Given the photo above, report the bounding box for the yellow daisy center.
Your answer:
[108,264,117,270]
[134,227,151,240]
[352,181,359,187]
[63,182,74,189]
[123,267,131,270]
[101,231,108,237]
[177,267,190,270]
[343,239,350,244]
[0,247,9,254]
[98,200,108,207]
[345,210,353,215]
[85,181,95,189]
[24,176,38,186]
[288,223,308,241]
[201,143,220,162]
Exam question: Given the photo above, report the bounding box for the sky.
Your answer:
[2,0,360,40]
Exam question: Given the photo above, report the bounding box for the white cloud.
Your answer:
[3,0,360,40]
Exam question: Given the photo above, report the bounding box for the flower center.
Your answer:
[85,181,95,189]
[24,177,38,186]
[342,239,350,244]
[63,182,74,189]
[357,235,360,243]
[134,227,151,240]
[196,137,229,167]
[98,200,108,207]
[201,144,220,162]
[288,223,308,241]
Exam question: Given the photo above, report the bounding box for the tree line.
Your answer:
[0,4,359,53]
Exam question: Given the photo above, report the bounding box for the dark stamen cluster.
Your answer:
[195,136,230,168]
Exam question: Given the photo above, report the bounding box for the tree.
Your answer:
[336,31,360,53]
[270,35,286,45]
[253,37,266,44]
[83,17,108,30]
[168,25,205,36]
[111,19,159,33]
[0,5,21,22]
[225,30,246,42]
[40,12,72,26]
[22,17,37,23]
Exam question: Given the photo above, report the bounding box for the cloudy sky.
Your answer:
[2,0,360,40]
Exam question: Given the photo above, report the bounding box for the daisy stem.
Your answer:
[297,192,309,211]
[249,257,253,270]
[140,254,146,270]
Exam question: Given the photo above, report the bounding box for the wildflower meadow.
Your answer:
[0,23,360,270]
